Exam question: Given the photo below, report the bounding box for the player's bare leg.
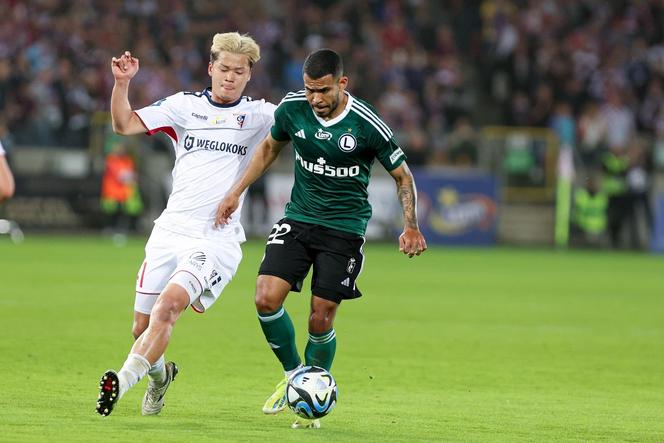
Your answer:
[130,284,188,364]
[96,284,187,416]
[133,312,165,385]
[130,284,186,409]
[132,312,150,339]
[256,275,302,414]
[132,311,178,415]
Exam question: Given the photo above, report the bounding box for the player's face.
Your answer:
[208,51,252,104]
[303,73,348,119]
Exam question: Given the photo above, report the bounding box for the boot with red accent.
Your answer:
[96,370,120,416]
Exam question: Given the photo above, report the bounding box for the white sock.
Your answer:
[148,355,166,385]
[117,353,151,399]
[285,364,303,379]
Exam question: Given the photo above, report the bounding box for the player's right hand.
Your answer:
[214,192,240,227]
[111,51,139,80]
[399,227,428,258]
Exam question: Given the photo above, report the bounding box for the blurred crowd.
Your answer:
[0,0,480,161]
[1,0,663,247]
[0,1,662,160]
[480,0,664,248]
[485,0,664,160]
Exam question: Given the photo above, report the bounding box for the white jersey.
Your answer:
[0,140,5,155]
[135,88,276,240]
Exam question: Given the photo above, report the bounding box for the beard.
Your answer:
[313,95,339,118]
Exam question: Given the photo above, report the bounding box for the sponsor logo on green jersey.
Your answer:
[315,129,332,140]
[295,152,360,178]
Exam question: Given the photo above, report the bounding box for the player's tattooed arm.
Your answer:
[397,177,418,230]
[391,163,418,229]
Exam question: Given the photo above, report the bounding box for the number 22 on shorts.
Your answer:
[266,223,291,245]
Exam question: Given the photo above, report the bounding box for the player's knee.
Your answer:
[255,291,280,313]
[151,303,178,325]
[132,320,148,339]
[151,296,185,326]
[254,280,281,313]
[308,310,334,333]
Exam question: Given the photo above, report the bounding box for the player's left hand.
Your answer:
[214,192,240,227]
[399,227,427,258]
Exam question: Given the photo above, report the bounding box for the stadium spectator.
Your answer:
[638,77,664,133]
[506,91,531,126]
[603,89,635,154]
[577,100,608,171]
[602,148,631,248]
[397,121,430,167]
[625,139,654,248]
[571,174,608,248]
[100,136,143,234]
[550,101,576,148]
[529,83,555,127]
[445,116,479,167]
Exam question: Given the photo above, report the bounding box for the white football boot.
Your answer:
[291,417,321,429]
[141,361,178,415]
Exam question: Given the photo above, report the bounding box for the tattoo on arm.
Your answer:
[397,179,418,230]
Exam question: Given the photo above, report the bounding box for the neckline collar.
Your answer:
[311,92,353,127]
[204,88,243,108]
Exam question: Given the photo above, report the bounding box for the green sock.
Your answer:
[305,329,336,371]
[258,307,301,371]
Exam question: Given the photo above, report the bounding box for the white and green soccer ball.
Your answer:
[287,366,338,419]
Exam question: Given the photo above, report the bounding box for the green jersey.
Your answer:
[271,90,406,236]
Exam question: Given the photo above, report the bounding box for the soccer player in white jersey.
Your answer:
[0,140,15,203]
[95,32,276,417]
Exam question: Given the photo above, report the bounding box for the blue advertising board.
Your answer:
[413,170,499,246]
[650,193,664,253]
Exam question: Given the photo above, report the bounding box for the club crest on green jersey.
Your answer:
[338,133,357,152]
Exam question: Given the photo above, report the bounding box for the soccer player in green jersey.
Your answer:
[215,48,427,428]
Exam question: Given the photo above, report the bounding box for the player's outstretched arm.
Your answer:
[214,134,288,226]
[110,51,147,135]
[388,162,428,258]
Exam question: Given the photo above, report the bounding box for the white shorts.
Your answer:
[134,226,242,314]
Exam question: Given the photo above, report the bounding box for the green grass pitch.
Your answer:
[1,235,662,442]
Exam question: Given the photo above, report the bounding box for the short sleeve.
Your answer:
[260,100,277,138]
[373,133,407,171]
[0,140,5,156]
[134,93,185,137]
[270,101,291,142]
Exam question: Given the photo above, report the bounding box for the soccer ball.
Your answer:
[287,366,338,419]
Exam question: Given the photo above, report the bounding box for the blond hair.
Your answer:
[210,32,260,67]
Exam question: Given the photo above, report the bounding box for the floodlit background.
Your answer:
[0,1,663,442]
[1,0,663,248]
